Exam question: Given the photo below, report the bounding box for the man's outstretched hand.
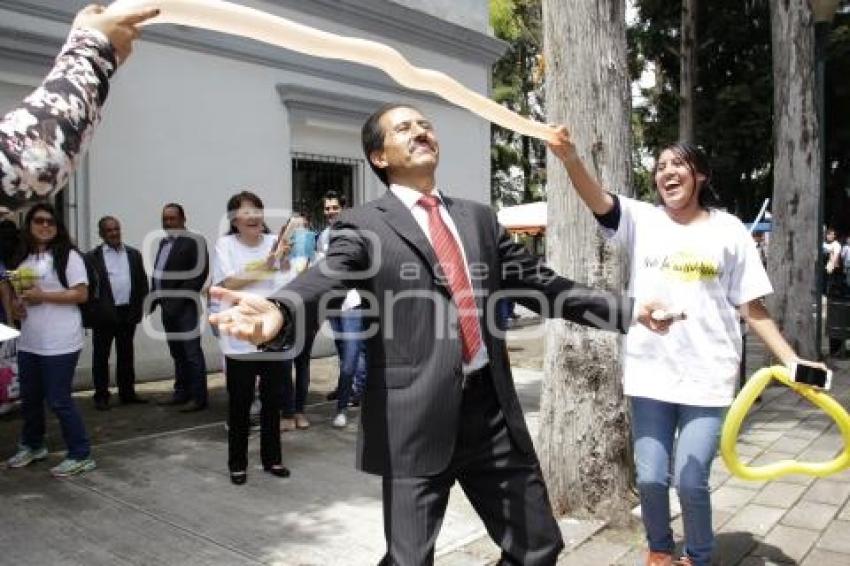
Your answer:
[208,287,284,345]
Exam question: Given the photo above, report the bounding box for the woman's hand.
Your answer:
[73,4,161,64]
[20,286,45,306]
[635,301,683,334]
[547,125,578,164]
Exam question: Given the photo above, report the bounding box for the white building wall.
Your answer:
[1,0,499,383]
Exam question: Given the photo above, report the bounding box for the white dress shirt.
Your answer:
[317,226,361,311]
[390,184,488,374]
[103,244,131,306]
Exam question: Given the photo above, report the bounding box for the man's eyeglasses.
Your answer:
[32,216,56,227]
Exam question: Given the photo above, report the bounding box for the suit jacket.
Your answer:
[87,244,149,325]
[150,232,209,320]
[278,191,633,478]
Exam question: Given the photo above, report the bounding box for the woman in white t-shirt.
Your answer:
[213,191,294,485]
[549,128,825,566]
[4,203,94,478]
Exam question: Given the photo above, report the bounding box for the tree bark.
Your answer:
[540,0,634,522]
[768,0,820,359]
[679,0,698,142]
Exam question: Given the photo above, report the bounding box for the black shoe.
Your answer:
[230,471,247,485]
[179,401,208,413]
[348,395,361,408]
[94,398,110,411]
[120,396,149,405]
[264,465,290,478]
[326,389,339,401]
[157,397,190,406]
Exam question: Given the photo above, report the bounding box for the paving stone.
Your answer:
[777,472,817,486]
[720,504,786,537]
[747,452,798,469]
[712,485,758,513]
[829,468,850,484]
[434,551,488,566]
[803,479,850,506]
[815,520,850,554]
[768,434,813,456]
[738,557,790,566]
[801,549,850,566]
[841,500,850,521]
[723,475,768,492]
[780,500,839,531]
[754,524,819,562]
[715,530,759,565]
[555,538,631,566]
[752,482,807,508]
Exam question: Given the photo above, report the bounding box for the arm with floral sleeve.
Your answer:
[0,5,160,200]
[0,28,117,199]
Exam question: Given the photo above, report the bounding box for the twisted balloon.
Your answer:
[106,0,555,141]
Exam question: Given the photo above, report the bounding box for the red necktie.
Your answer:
[418,195,482,363]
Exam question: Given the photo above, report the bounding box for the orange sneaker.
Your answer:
[646,551,673,566]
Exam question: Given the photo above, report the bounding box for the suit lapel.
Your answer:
[374,191,442,281]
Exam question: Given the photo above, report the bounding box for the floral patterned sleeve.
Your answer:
[0,27,117,200]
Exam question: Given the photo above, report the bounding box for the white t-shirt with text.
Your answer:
[18,250,88,356]
[603,196,773,406]
[212,233,294,355]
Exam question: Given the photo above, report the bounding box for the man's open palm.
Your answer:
[208,287,283,345]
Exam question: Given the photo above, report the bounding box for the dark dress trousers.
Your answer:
[151,232,209,404]
[272,191,633,565]
[87,244,148,402]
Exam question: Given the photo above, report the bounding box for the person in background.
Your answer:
[5,204,94,477]
[316,190,366,428]
[87,215,149,410]
[549,126,827,566]
[279,214,316,431]
[213,191,293,484]
[0,220,19,324]
[151,203,209,412]
[0,4,160,201]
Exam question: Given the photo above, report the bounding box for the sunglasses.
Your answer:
[32,216,57,227]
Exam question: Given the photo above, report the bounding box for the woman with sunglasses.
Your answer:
[5,204,94,477]
[213,191,293,484]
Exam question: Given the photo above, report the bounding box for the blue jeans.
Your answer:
[18,350,90,460]
[630,396,723,566]
[281,330,314,417]
[329,312,366,410]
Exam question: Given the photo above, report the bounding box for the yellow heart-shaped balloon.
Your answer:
[720,365,850,480]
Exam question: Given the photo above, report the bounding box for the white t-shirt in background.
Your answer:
[212,233,294,356]
[603,196,773,406]
[18,250,88,356]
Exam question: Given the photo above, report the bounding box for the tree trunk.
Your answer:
[540,0,634,522]
[679,0,698,142]
[768,0,820,359]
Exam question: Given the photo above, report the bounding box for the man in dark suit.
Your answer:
[88,216,149,410]
[151,203,209,412]
[210,105,662,565]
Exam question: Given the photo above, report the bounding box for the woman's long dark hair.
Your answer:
[654,142,720,208]
[225,191,270,235]
[13,203,77,276]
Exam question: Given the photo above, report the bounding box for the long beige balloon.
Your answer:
[106,0,556,142]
